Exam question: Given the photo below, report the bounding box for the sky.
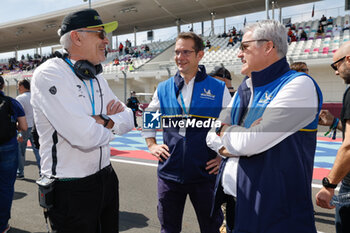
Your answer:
[0,0,348,60]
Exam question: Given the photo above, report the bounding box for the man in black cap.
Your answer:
[31,9,134,232]
[209,66,235,97]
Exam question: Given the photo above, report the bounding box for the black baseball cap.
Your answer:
[209,66,232,80]
[59,9,118,36]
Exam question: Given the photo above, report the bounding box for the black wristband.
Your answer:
[99,114,110,127]
[330,117,339,130]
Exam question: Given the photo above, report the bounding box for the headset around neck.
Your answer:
[55,51,103,81]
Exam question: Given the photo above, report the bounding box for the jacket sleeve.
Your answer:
[206,87,234,154]
[100,77,134,135]
[31,67,114,151]
[222,75,319,156]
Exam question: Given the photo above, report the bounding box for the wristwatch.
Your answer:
[322,177,337,189]
[99,114,110,127]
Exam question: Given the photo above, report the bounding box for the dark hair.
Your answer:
[18,79,30,90]
[290,62,308,72]
[209,66,232,80]
[176,32,204,53]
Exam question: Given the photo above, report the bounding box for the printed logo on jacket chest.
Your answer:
[200,88,215,100]
[257,91,274,106]
[76,85,86,98]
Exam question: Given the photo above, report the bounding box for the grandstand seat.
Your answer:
[322,47,329,54]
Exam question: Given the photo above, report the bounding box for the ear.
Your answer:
[70,31,82,46]
[346,55,350,64]
[265,41,274,54]
[197,50,204,60]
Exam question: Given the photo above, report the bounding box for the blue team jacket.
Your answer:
[215,57,323,233]
[157,65,225,184]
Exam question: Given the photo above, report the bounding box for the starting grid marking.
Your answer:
[110,130,163,152]
[111,131,341,172]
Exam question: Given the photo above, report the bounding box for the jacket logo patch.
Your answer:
[49,86,57,95]
[76,85,85,98]
[258,91,273,104]
[200,88,215,100]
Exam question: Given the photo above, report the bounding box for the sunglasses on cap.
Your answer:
[76,29,107,40]
[331,56,346,71]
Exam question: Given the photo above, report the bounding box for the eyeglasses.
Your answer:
[331,56,346,71]
[76,29,107,40]
[300,68,309,72]
[174,50,195,56]
[239,39,270,51]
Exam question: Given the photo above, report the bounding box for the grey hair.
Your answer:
[244,19,288,58]
[58,30,87,52]
[59,31,73,51]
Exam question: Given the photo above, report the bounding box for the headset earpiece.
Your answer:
[74,60,96,80]
[62,57,103,81]
[95,64,103,75]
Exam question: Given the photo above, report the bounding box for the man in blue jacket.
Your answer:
[209,20,323,233]
[142,32,231,233]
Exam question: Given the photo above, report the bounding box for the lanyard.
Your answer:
[82,79,95,115]
[65,58,95,115]
[179,91,188,116]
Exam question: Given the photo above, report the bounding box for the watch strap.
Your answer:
[322,177,337,189]
[99,114,110,127]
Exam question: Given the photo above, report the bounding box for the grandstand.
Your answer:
[89,14,350,104]
[0,0,347,105]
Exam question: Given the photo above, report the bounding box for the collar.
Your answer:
[174,65,208,96]
[250,57,290,87]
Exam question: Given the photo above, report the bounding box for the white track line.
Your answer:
[110,158,158,167]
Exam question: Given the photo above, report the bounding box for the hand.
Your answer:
[206,155,222,175]
[251,117,262,127]
[316,187,335,209]
[149,144,170,162]
[318,110,334,126]
[107,100,124,115]
[17,135,23,143]
[218,146,234,157]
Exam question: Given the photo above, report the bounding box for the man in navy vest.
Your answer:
[142,32,231,233]
[209,20,323,233]
[316,41,350,233]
